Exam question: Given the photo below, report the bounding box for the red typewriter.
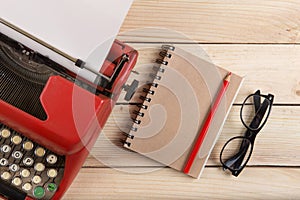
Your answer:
[0,21,138,199]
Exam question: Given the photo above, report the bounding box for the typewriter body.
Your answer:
[0,16,137,200]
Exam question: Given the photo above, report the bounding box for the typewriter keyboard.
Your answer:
[0,124,65,200]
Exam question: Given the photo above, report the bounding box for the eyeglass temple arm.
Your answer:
[230,137,248,169]
[223,142,249,171]
[253,91,261,113]
[223,93,274,175]
[240,98,270,149]
[247,97,271,134]
[232,96,271,168]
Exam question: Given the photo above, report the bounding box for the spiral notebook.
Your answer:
[124,45,243,178]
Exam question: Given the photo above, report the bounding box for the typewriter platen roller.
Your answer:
[0,30,138,200]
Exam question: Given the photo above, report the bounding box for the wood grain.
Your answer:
[120,0,300,43]
[67,1,300,199]
[64,167,300,200]
[72,43,300,198]
[84,105,300,167]
[117,44,300,104]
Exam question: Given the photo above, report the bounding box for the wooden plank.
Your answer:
[64,167,300,199]
[66,2,300,199]
[84,105,300,167]
[120,0,300,43]
[118,44,300,104]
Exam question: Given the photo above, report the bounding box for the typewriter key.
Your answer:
[12,151,23,159]
[1,129,11,138]
[35,147,45,157]
[21,169,31,178]
[11,135,22,145]
[0,158,8,166]
[1,171,11,180]
[23,157,34,166]
[12,177,22,186]
[46,154,58,164]
[22,183,32,191]
[47,183,57,192]
[9,164,20,172]
[1,145,11,153]
[34,186,45,199]
[23,141,34,151]
[47,169,58,178]
[34,163,45,172]
[32,175,42,184]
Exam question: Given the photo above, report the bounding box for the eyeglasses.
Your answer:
[220,90,274,177]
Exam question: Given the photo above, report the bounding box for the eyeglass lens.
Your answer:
[241,94,271,131]
[220,137,252,174]
[220,92,274,176]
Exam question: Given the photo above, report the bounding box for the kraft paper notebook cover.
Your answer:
[124,46,243,178]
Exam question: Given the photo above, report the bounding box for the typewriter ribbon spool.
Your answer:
[124,45,175,147]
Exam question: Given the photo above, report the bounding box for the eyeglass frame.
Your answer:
[220,90,275,177]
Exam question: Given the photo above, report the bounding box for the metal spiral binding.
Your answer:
[149,73,162,81]
[143,88,155,95]
[151,83,159,88]
[123,132,135,140]
[137,104,148,110]
[159,51,172,59]
[133,110,145,117]
[153,66,165,73]
[140,96,152,102]
[124,45,175,147]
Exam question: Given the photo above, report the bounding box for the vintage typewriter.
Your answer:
[0,17,138,199]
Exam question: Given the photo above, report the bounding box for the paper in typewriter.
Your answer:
[0,0,133,82]
[125,47,243,178]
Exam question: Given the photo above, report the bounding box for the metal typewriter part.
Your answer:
[0,18,109,82]
[0,31,131,119]
[0,124,65,200]
[0,34,57,120]
[0,17,138,199]
[0,18,131,92]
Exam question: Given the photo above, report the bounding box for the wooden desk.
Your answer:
[65,1,300,199]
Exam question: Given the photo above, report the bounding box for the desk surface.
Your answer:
[65,1,300,199]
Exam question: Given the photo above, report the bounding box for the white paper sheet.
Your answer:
[0,0,133,82]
